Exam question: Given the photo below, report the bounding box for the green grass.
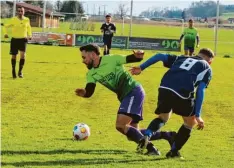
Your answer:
[1,19,234,56]
[1,42,234,168]
[221,12,234,19]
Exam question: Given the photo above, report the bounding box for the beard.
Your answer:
[86,60,94,69]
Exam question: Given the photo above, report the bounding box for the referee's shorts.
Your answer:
[10,38,28,55]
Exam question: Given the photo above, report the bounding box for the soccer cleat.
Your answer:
[18,71,23,78]
[145,143,161,156]
[137,136,149,153]
[163,131,177,148]
[166,150,184,159]
[12,70,17,79]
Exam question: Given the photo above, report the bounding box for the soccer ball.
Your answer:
[73,123,90,140]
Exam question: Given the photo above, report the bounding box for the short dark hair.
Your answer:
[105,14,111,18]
[17,6,24,10]
[188,19,194,22]
[198,48,214,58]
[80,44,100,55]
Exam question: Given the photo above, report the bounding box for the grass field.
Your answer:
[221,12,234,19]
[1,20,234,56]
[1,39,234,168]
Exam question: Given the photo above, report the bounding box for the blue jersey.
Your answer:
[160,55,212,99]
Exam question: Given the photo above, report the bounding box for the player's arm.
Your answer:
[111,24,116,33]
[100,24,104,33]
[115,50,144,65]
[195,82,206,118]
[195,69,212,130]
[179,34,184,44]
[130,53,178,75]
[75,72,97,98]
[126,50,144,63]
[75,83,96,98]
[179,29,185,44]
[2,18,14,38]
[27,19,32,39]
[194,82,206,130]
[196,33,200,47]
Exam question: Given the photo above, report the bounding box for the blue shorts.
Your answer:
[184,46,194,53]
[118,85,145,122]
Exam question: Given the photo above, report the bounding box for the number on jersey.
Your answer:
[179,58,198,71]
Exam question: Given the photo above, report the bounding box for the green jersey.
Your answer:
[183,27,198,47]
[86,55,140,101]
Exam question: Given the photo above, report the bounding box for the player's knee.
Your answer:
[20,53,26,59]
[158,114,170,123]
[183,116,197,128]
[12,55,17,59]
[115,124,125,134]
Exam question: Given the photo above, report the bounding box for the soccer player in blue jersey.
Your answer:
[130,48,214,158]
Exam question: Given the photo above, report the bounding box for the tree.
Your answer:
[187,1,224,18]
[0,1,12,18]
[54,0,63,12]
[182,10,186,20]
[116,3,129,19]
[60,1,84,19]
[24,0,44,8]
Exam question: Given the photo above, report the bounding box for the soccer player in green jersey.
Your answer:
[2,7,32,78]
[179,19,200,56]
[75,44,176,155]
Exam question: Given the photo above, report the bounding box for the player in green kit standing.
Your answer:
[75,44,170,155]
[179,19,200,56]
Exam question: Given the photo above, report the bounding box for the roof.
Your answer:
[6,2,65,17]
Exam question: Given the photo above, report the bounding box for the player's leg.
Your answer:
[10,38,18,79]
[140,129,177,148]
[103,38,108,55]
[106,39,112,55]
[188,47,195,56]
[166,96,196,159]
[184,45,189,56]
[139,88,173,144]
[116,114,160,155]
[18,39,27,78]
[103,45,108,55]
[130,120,139,129]
[118,85,160,155]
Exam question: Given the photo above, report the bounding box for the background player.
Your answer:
[179,19,199,56]
[100,15,116,55]
[2,6,32,79]
[130,48,214,158]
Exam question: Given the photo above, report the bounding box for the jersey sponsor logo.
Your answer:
[98,72,115,84]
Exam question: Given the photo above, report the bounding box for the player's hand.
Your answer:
[130,66,142,75]
[196,117,204,130]
[4,34,9,38]
[75,88,86,97]
[133,50,144,58]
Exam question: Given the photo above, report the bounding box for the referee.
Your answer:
[2,7,32,79]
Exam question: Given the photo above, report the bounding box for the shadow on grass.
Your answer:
[32,61,77,64]
[1,157,168,167]
[1,149,127,155]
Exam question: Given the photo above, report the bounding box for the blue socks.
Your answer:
[145,118,165,138]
